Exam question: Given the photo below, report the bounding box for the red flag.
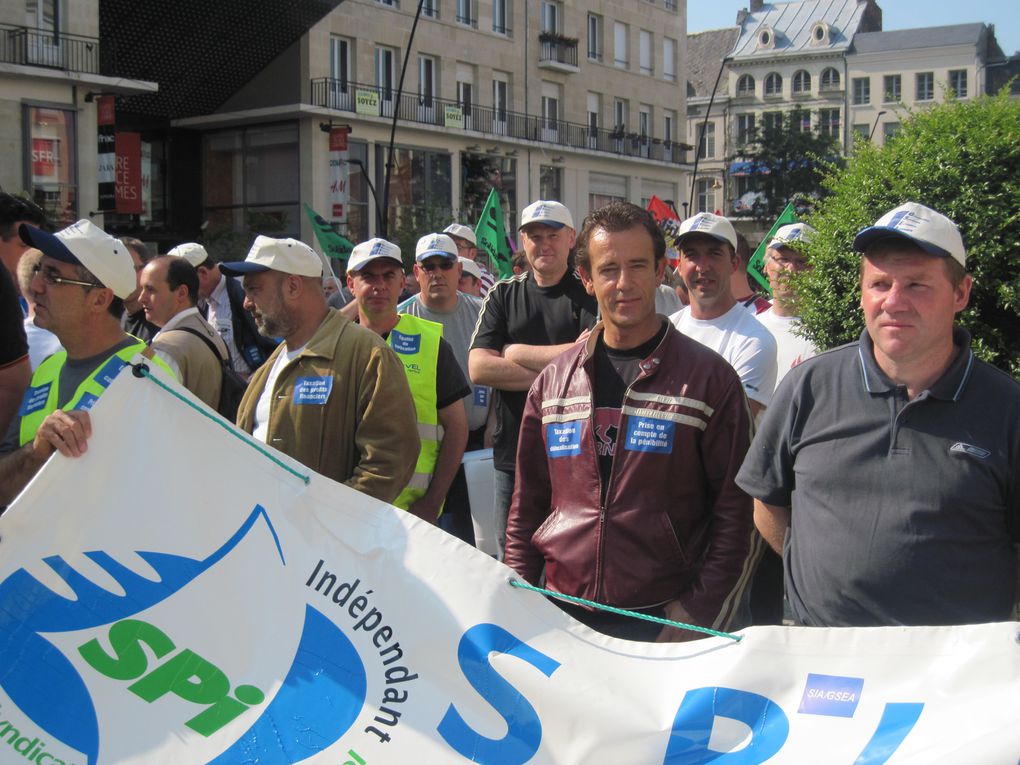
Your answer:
[646,195,679,224]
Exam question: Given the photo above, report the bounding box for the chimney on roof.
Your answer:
[736,9,748,25]
[860,0,882,33]
[750,0,764,11]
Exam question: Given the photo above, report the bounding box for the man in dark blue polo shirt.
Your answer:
[737,202,1020,627]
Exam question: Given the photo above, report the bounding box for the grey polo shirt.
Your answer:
[736,327,1020,627]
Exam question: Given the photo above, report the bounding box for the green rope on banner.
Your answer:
[508,578,743,642]
[131,363,311,485]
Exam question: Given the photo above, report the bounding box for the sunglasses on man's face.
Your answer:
[420,260,456,272]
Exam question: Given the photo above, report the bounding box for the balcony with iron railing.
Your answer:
[310,79,690,165]
[538,32,578,72]
[0,25,112,75]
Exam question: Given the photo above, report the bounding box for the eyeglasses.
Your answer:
[33,264,103,289]
[420,260,456,272]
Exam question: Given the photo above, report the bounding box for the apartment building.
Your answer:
[229,0,692,245]
[847,24,1006,147]
[687,0,1007,219]
[0,0,156,227]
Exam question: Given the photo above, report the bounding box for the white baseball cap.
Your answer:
[20,219,136,299]
[520,200,574,231]
[219,236,323,278]
[458,256,482,281]
[167,242,211,267]
[415,233,459,263]
[768,223,816,251]
[443,223,477,247]
[347,238,403,273]
[676,212,737,250]
[853,202,966,266]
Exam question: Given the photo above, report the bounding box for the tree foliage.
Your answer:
[796,90,1020,378]
[733,106,842,222]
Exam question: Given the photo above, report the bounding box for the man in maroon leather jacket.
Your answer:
[504,203,761,641]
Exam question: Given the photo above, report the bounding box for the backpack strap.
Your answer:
[172,326,228,366]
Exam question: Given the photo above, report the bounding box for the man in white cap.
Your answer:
[756,223,819,390]
[469,200,598,558]
[399,236,489,542]
[0,220,175,506]
[444,223,495,294]
[168,242,277,378]
[738,202,1020,627]
[226,236,418,504]
[348,235,469,523]
[668,212,777,420]
[457,257,483,298]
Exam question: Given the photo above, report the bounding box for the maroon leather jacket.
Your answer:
[504,322,759,631]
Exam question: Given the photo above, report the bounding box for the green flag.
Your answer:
[474,188,513,279]
[747,203,798,296]
[303,203,354,262]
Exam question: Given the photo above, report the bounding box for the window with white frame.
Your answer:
[737,74,755,96]
[329,36,352,108]
[663,109,675,142]
[791,109,811,134]
[421,0,438,18]
[663,37,676,81]
[852,77,870,105]
[639,30,652,75]
[541,0,560,33]
[916,72,934,101]
[949,69,968,98]
[541,82,561,132]
[792,70,811,94]
[492,73,509,125]
[737,113,755,146]
[587,13,603,61]
[613,97,627,131]
[762,111,782,134]
[820,67,840,91]
[587,92,601,134]
[764,72,782,96]
[697,122,715,159]
[818,108,840,137]
[696,178,716,214]
[418,55,437,109]
[456,0,474,27]
[493,0,510,34]
[614,22,628,68]
[883,74,901,102]
[375,46,396,101]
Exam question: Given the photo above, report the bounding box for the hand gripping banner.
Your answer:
[0,365,1017,764]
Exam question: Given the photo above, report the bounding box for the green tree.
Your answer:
[797,90,1020,378]
[733,106,842,222]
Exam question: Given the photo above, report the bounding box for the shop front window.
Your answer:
[24,104,76,226]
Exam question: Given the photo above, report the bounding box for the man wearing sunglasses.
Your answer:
[348,235,469,525]
[0,220,174,507]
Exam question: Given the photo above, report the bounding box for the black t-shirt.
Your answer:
[470,270,598,470]
[1,266,27,368]
[122,309,159,344]
[592,322,668,499]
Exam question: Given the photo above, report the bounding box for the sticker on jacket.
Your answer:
[623,416,675,454]
[546,422,582,458]
[473,386,488,406]
[19,382,52,416]
[390,330,421,355]
[95,355,128,388]
[293,376,334,405]
[75,392,101,411]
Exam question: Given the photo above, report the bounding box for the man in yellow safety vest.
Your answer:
[347,235,469,524]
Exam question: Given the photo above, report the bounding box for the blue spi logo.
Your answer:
[0,506,367,764]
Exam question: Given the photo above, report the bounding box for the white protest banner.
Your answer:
[0,368,1017,764]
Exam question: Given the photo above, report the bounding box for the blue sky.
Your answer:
[688,1,1019,55]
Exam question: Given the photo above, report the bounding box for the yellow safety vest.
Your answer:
[19,342,175,447]
[388,314,443,511]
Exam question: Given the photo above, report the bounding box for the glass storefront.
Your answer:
[376,144,452,258]
[24,104,76,226]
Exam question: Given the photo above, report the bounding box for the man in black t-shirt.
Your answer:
[0,265,29,437]
[469,200,598,559]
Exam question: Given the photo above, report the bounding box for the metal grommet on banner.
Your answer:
[131,362,150,378]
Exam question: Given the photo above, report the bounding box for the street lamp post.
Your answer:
[869,110,888,141]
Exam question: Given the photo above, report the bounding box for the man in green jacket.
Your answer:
[226,236,418,504]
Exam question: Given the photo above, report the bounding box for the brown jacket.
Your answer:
[236,309,419,503]
[151,309,229,410]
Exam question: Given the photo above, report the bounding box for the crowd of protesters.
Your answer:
[0,190,1016,642]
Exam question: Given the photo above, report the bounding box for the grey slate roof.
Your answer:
[730,0,870,59]
[852,24,986,53]
[687,27,740,97]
